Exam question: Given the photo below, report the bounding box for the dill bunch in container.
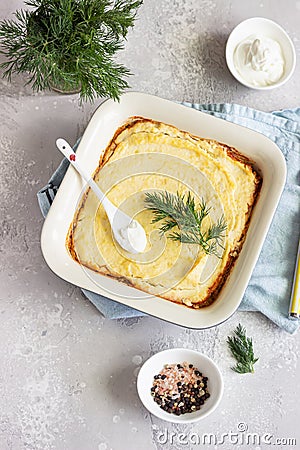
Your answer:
[0,0,142,102]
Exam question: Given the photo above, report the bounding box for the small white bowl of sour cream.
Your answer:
[226,17,296,90]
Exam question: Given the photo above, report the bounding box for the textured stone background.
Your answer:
[0,1,299,450]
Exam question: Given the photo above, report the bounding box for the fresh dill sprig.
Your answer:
[144,190,227,258]
[227,324,259,374]
[0,0,143,103]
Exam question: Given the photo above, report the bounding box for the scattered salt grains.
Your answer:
[132,355,143,365]
[133,367,140,377]
[98,444,107,450]
[112,415,120,424]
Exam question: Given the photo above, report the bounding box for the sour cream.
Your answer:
[119,219,147,253]
[233,35,285,87]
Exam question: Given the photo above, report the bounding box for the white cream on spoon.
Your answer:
[233,35,285,87]
[119,220,147,252]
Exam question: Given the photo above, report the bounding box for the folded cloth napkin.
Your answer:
[37,103,300,334]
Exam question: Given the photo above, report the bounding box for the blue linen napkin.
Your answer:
[37,103,300,334]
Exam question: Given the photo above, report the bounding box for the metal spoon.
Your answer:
[56,138,147,254]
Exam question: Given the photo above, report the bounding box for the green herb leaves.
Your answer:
[0,0,143,102]
[144,190,227,257]
[227,324,259,374]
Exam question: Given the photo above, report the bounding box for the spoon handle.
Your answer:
[56,138,117,219]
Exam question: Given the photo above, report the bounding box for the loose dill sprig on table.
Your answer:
[144,190,227,258]
[227,324,259,374]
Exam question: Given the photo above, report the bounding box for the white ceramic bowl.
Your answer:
[226,17,296,90]
[137,348,223,423]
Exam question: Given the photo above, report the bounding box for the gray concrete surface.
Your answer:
[0,1,299,449]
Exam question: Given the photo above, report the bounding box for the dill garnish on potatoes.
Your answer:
[145,190,227,258]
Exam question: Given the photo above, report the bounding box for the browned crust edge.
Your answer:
[66,116,262,309]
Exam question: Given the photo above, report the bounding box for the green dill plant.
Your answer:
[227,324,259,374]
[0,0,142,102]
[144,190,227,258]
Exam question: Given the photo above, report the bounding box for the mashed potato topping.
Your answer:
[67,117,262,308]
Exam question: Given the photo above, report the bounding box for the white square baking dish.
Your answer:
[41,92,286,328]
